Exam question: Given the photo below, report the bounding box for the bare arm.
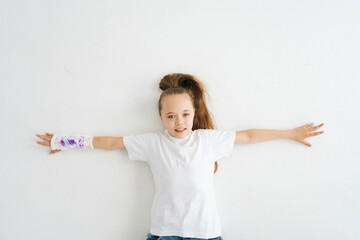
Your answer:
[245,123,325,147]
[234,130,251,144]
[93,136,126,150]
[234,129,290,145]
[247,129,292,144]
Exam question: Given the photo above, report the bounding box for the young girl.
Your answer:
[36,73,325,240]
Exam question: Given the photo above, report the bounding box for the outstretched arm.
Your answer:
[235,123,325,147]
[36,133,126,154]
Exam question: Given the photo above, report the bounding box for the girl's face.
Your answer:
[160,93,195,139]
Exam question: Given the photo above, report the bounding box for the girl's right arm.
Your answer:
[36,133,126,154]
[93,136,125,150]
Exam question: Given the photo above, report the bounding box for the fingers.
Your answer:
[299,139,312,147]
[36,141,50,147]
[36,133,52,147]
[310,123,325,133]
[296,122,325,146]
[305,123,325,132]
[318,123,325,131]
[311,131,325,136]
[305,130,325,138]
[305,123,314,127]
[36,133,52,142]
[313,123,324,130]
[36,133,60,154]
[36,133,47,140]
[50,149,61,154]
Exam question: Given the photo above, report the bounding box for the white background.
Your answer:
[1,0,359,239]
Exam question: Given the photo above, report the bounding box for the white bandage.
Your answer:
[51,135,94,150]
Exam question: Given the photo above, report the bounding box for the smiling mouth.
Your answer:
[175,128,186,133]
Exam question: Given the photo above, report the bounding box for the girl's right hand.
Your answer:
[36,132,62,154]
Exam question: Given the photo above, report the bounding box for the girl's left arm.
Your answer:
[235,123,325,147]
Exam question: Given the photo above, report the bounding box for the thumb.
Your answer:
[299,139,311,147]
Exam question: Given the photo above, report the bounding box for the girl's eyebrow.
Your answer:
[166,110,191,115]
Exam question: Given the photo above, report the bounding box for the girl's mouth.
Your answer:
[175,128,186,133]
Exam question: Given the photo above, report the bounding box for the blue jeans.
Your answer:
[146,232,223,240]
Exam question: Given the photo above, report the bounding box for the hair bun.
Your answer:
[180,79,193,89]
[159,73,184,91]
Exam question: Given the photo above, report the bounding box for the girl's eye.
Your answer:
[168,114,189,119]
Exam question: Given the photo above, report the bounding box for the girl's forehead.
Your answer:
[163,94,191,104]
[162,94,194,110]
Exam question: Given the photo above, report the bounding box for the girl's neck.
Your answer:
[165,129,193,145]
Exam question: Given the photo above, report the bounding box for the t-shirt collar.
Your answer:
[164,129,193,145]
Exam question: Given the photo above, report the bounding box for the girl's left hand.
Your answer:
[290,123,325,147]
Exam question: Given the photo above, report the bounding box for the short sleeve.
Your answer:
[201,129,236,161]
[123,132,154,163]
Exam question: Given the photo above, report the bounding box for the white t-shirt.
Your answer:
[123,128,236,238]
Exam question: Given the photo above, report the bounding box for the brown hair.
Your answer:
[158,73,220,174]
